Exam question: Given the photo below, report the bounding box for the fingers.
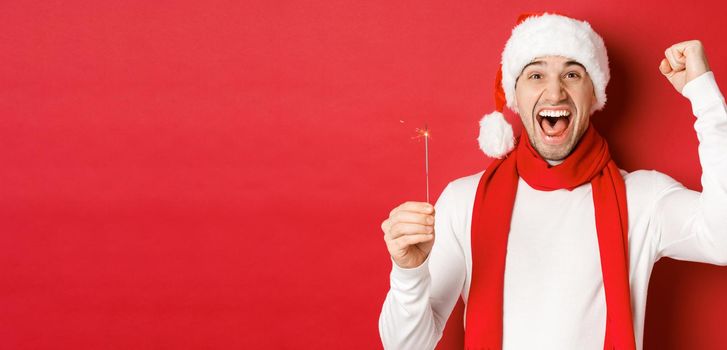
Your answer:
[663,40,704,73]
[381,201,436,269]
[381,201,435,239]
[392,210,434,225]
[659,58,673,75]
[391,233,434,248]
[390,201,434,217]
[388,222,433,239]
[660,40,711,91]
[382,214,435,239]
[664,46,686,72]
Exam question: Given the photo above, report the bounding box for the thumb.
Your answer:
[659,58,673,76]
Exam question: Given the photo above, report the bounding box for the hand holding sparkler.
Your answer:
[381,201,435,269]
[380,123,435,269]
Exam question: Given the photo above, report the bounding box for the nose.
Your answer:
[542,77,567,104]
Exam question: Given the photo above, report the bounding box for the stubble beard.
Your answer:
[524,123,578,161]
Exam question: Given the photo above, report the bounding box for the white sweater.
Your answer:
[379,71,727,350]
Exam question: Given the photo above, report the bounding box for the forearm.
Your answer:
[378,183,466,349]
[379,257,440,350]
[658,71,727,264]
[688,71,727,234]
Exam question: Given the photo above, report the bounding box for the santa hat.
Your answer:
[478,12,610,158]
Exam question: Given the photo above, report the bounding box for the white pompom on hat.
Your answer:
[478,12,610,158]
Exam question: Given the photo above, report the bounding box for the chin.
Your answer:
[532,138,575,161]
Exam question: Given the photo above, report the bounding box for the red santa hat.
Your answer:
[478,12,610,158]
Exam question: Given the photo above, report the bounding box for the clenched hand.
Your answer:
[659,40,711,94]
[381,201,435,269]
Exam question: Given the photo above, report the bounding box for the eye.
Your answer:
[528,73,542,80]
[565,72,581,79]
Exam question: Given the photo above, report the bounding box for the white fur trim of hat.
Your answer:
[477,12,610,158]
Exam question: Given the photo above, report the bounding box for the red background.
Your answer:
[2,0,726,349]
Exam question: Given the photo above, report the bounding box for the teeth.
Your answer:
[538,110,571,117]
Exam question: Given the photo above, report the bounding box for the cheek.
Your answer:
[581,85,595,101]
[517,113,531,129]
[515,87,537,115]
[575,80,596,107]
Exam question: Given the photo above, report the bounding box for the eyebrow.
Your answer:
[521,60,586,73]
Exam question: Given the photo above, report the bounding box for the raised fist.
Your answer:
[659,40,712,94]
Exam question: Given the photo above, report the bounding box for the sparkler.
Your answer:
[413,125,431,203]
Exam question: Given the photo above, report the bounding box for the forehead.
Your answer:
[521,56,586,72]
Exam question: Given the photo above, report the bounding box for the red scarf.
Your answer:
[465,124,636,349]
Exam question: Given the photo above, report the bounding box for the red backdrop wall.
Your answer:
[2,0,726,349]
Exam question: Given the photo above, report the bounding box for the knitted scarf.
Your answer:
[464,123,636,349]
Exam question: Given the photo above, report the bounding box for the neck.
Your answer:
[545,159,564,166]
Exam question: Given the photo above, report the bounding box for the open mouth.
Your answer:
[535,107,572,141]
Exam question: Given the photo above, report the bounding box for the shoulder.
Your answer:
[448,170,484,192]
[620,169,687,213]
[434,170,484,216]
[440,170,484,202]
[621,168,685,192]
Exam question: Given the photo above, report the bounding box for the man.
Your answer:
[378,13,727,350]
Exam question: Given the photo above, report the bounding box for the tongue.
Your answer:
[541,117,569,136]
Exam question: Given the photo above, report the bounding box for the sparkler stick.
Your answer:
[414,125,431,203]
[424,125,429,203]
